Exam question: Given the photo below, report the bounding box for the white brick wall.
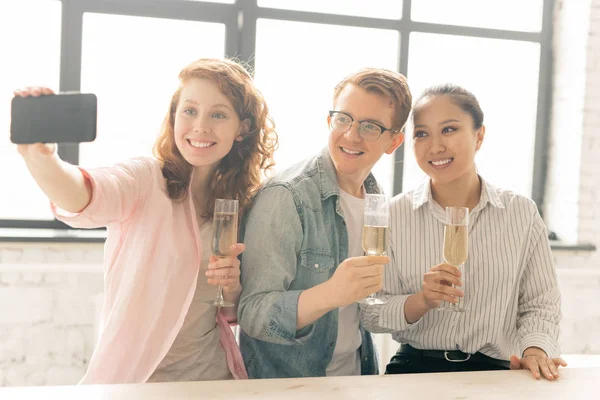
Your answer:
[546,0,600,354]
[547,0,600,260]
[580,0,600,249]
[544,0,591,243]
[557,269,600,353]
[0,244,103,387]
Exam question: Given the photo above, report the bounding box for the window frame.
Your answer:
[1,0,554,231]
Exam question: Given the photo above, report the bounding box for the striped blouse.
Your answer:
[361,177,562,360]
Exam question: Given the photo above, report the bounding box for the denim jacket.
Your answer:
[238,148,380,378]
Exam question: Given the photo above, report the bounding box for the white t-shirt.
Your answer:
[148,222,232,382]
[326,188,365,376]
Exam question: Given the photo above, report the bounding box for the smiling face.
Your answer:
[173,78,246,172]
[327,84,404,189]
[412,95,485,186]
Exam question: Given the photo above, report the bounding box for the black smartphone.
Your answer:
[10,93,97,144]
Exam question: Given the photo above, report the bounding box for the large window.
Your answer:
[0,0,62,222]
[80,13,226,167]
[254,19,399,194]
[411,0,544,31]
[0,0,554,231]
[257,0,403,19]
[404,33,541,196]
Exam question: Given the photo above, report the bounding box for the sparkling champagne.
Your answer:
[443,224,468,266]
[211,212,238,257]
[362,225,388,256]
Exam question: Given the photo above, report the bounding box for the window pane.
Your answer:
[80,14,226,168]
[255,19,399,194]
[258,0,402,20]
[404,33,540,197]
[411,0,544,32]
[185,0,235,3]
[0,1,61,220]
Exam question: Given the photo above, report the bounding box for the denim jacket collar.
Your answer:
[317,148,382,201]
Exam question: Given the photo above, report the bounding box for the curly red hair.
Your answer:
[153,58,278,218]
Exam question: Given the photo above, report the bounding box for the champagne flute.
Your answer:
[205,199,238,308]
[357,194,389,305]
[437,206,469,312]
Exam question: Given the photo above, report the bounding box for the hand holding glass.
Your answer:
[438,206,469,312]
[205,199,238,308]
[357,194,389,305]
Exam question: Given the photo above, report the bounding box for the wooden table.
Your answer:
[1,367,598,399]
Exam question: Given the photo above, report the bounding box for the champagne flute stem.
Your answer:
[450,263,463,309]
[216,285,225,304]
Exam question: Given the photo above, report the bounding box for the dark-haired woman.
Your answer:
[362,84,566,381]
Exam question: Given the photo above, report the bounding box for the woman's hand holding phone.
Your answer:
[11,86,93,214]
[13,87,57,161]
[10,86,96,148]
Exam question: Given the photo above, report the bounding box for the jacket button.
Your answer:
[314,263,319,268]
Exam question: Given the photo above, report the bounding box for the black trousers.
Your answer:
[386,344,510,375]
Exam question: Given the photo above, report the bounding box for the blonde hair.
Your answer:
[333,68,412,131]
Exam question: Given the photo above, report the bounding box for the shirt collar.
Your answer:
[412,176,505,212]
[479,178,505,210]
[412,178,431,210]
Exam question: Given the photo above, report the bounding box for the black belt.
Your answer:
[397,344,510,369]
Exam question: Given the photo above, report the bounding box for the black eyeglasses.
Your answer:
[328,111,397,142]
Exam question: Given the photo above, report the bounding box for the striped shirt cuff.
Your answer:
[520,332,561,358]
[379,294,423,332]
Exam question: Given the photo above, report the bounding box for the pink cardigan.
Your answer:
[52,157,247,383]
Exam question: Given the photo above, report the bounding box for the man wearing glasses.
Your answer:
[238,68,412,378]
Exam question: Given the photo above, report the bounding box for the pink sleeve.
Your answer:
[51,158,157,229]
